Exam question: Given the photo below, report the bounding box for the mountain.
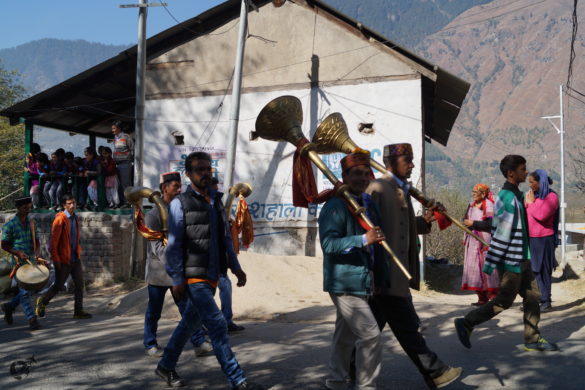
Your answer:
[2,2,583,193]
[322,0,492,49]
[416,0,585,189]
[0,39,131,95]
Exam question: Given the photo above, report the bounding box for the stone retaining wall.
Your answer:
[0,212,135,283]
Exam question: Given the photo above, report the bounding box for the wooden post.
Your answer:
[23,120,34,196]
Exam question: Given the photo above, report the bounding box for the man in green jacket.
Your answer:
[319,152,385,390]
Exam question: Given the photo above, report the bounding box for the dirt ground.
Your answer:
[1,251,584,389]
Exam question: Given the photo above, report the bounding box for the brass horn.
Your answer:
[225,182,253,216]
[311,113,490,247]
[125,186,169,245]
[254,96,412,280]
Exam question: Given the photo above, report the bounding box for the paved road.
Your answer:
[1,283,584,390]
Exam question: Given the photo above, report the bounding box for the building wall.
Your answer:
[145,0,427,99]
[0,212,133,283]
[143,79,424,255]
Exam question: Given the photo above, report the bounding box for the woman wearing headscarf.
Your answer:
[525,169,559,312]
[461,184,499,305]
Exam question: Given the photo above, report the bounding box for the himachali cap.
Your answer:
[340,151,371,173]
[14,196,32,207]
[383,143,413,158]
[160,171,181,184]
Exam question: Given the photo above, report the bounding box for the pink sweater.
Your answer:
[525,192,559,238]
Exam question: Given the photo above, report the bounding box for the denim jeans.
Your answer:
[144,285,206,349]
[159,282,246,387]
[219,274,234,325]
[8,287,36,320]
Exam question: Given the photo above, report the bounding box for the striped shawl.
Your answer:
[484,183,531,274]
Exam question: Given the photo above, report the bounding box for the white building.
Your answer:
[2,0,469,256]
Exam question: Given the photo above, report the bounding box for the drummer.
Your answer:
[1,196,45,330]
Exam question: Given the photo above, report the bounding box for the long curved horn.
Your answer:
[124,186,168,245]
[225,182,253,216]
[253,96,412,280]
[311,113,490,247]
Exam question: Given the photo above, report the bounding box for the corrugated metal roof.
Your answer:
[0,0,469,145]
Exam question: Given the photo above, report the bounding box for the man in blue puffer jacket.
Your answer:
[319,152,386,390]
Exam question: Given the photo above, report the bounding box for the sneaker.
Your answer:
[2,303,14,325]
[194,341,214,357]
[524,337,559,352]
[155,364,185,387]
[36,297,46,318]
[433,366,463,388]
[145,345,163,357]
[228,323,245,333]
[29,317,41,330]
[540,303,552,312]
[454,318,472,349]
[232,381,265,390]
[325,378,351,390]
[73,310,92,319]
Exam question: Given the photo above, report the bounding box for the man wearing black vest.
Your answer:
[155,152,263,390]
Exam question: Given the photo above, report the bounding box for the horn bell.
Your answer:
[311,113,358,154]
[252,95,306,146]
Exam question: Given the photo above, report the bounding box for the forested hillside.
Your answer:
[0,39,130,94]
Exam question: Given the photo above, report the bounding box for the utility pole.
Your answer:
[224,0,284,197]
[541,84,566,268]
[120,0,166,188]
[120,0,165,277]
[224,0,251,195]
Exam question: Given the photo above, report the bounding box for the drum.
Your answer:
[0,257,12,277]
[15,263,49,291]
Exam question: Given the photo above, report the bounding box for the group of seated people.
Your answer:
[24,143,128,211]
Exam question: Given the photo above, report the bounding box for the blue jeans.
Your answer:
[8,287,36,320]
[144,285,206,349]
[159,282,246,387]
[219,274,234,325]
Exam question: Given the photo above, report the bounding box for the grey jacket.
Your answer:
[144,206,173,286]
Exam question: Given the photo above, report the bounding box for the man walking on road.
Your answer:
[318,152,385,390]
[1,196,45,330]
[36,193,91,320]
[366,143,462,389]
[155,152,263,389]
[454,155,558,352]
[143,171,212,358]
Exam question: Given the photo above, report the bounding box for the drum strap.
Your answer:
[30,219,36,257]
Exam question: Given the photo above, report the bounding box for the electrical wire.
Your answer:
[567,1,579,91]
[438,0,550,33]
[161,2,240,37]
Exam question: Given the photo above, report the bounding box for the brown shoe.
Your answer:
[433,367,462,388]
[29,317,41,331]
[73,310,92,319]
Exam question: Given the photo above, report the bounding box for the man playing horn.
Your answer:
[319,152,386,390]
[155,152,263,389]
[143,172,213,358]
[366,143,462,389]
[36,193,91,320]
[1,196,44,330]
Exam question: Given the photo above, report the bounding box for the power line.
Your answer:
[161,2,240,37]
[438,0,550,33]
[454,0,540,21]
[567,0,579,91]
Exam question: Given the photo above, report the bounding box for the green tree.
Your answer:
[0,60,26,211]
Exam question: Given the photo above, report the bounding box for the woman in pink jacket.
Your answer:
[525,169,559,312]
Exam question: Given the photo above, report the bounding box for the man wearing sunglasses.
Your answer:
[155,152,263,389]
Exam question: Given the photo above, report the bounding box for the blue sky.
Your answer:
[0,0,225,50]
